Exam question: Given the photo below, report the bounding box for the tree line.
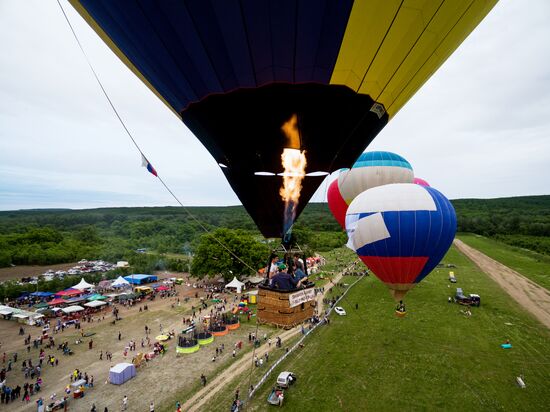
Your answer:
[0,195,548,269]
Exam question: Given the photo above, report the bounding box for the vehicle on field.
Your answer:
[267,387,284,406]
[276,371,296,388]
[334,306,346,316]
[455,288,480,306]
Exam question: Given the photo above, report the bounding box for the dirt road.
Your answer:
[454,239,550,329]
[184,271,345,411]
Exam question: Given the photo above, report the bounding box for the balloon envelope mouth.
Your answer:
[183,83,388,238]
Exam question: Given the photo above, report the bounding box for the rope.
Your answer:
[56,0,257,273]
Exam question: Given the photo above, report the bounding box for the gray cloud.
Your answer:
[1,0,549,213]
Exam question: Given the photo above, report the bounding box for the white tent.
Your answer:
[0,305,14,316]
[84,300,107,308]
[73,278,94,290]
[225,277,245,293]
[112,276,131,288]
[62,305,85,314]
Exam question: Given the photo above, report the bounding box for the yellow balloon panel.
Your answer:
[387,0,498,116]
[358,2,443,99]
[331,0,498,117]
[376,0,473,108]
[330,0,402,92]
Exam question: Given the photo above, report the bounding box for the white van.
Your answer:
[276,372,296,388]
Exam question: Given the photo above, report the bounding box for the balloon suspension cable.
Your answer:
[57,0,256,273]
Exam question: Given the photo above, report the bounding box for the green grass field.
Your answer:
[231,246,550,411]
[458,233,550,290]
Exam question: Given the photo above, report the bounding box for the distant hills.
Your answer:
[1,195,549,235]
[0,195,548,267]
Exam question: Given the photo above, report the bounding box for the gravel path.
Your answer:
[454,239,550,329]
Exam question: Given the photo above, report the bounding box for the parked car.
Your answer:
[277,371,296,388]
[334,306,346,316]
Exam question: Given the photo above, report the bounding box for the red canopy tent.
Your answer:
[155,285,170,292]
[54,289,81,297]
[48,298,67,306]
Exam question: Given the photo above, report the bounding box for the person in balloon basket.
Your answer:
[270,264,298,290]
[293,262,308,286]
[396,301,406,313]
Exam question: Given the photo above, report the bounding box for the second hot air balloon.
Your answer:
[346,183,457,301]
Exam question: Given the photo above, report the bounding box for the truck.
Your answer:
[455,288,480,306]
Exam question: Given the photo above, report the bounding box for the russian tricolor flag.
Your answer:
[141,154,158,177]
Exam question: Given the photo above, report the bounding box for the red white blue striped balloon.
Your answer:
[346,183,456,300]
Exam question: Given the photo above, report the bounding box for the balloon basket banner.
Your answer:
[257,285,315,329]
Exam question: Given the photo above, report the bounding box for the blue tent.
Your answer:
[123,274,158,285]
[30,291,54,298]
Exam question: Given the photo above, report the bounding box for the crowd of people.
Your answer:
[268,255,311,291]
[0,255,332,411]
[1,333,50,406]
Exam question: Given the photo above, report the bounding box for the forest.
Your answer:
[0,195,548,269]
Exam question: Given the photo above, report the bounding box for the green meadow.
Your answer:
[210,246,550,411]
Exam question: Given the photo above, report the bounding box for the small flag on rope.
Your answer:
[141,154,158,177]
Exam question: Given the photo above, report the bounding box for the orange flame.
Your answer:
[280,115,307,236]
[279,148,307,203]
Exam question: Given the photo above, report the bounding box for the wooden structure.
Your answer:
[257,285,315,329]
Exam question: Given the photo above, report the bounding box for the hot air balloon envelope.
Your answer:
[346,183,456,300]
[69,0,495,237]
[414,177,430,187]
[327,178,348,229]
[338,151,414,205]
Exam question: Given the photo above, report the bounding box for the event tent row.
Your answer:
[0,304,45,325]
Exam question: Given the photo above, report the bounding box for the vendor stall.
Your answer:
[84,301,107,308]
[61,305,85,314]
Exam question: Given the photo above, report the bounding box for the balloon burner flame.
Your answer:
[280,114,307,241]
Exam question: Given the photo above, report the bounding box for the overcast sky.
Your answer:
[1,0,549,212]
